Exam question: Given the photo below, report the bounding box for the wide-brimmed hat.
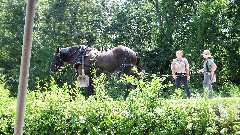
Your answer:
[201,50,213,57]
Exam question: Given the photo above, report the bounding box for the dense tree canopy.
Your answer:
[0,0,239,96]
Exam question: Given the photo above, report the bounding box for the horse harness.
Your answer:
[74,46,91,69]
[118,49,135,76]
[74,47,137,76]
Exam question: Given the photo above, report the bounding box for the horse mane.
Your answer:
[60,46,73,59]
[60,45,85,61]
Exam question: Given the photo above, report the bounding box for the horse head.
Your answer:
[50,47,65,73]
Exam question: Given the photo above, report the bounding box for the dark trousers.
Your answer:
[175,73,190,98]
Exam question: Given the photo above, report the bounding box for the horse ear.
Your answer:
[56,46,60,53]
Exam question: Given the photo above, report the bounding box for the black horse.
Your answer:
[50,45,144,96]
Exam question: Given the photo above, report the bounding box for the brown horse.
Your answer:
[50,45,144,96]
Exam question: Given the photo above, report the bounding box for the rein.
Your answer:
[144,71,200,78]
[54,46,82,71]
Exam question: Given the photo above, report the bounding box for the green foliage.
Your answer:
[0,1,26,96]
[0,0,239,111]
[220,82,240,97]
[0,0,239,96]
[1,76,240,134]
[0,0,239,134]
[0,83,16,134]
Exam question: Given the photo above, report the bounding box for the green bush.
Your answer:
[0,76,240,135]
[219,82,240,97]
[0,82,15,134]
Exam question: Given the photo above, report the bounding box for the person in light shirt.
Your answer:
[171,50,191,99]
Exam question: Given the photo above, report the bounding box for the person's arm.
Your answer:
[185,59,190,80]
[197,69,204,73]
[211,63,217,75]
[186,68,190,80]
[171,68,176,79]
[171,60,176,79]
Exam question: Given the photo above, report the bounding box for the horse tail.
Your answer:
[135,52,144,73]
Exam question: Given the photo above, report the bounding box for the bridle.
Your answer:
[51,46,82,72]
[51,51,64,71]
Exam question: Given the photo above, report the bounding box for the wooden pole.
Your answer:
[14,0,36,134]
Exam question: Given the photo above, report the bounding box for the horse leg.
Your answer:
[121,66,137,98]
[122,66,132,75]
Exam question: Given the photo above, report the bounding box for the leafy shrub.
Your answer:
[220,82,240,97]
[0,83,15,134]
[0,76,240,135]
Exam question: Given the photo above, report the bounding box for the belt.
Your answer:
[175,73,186,75]
[175,73,187,76]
